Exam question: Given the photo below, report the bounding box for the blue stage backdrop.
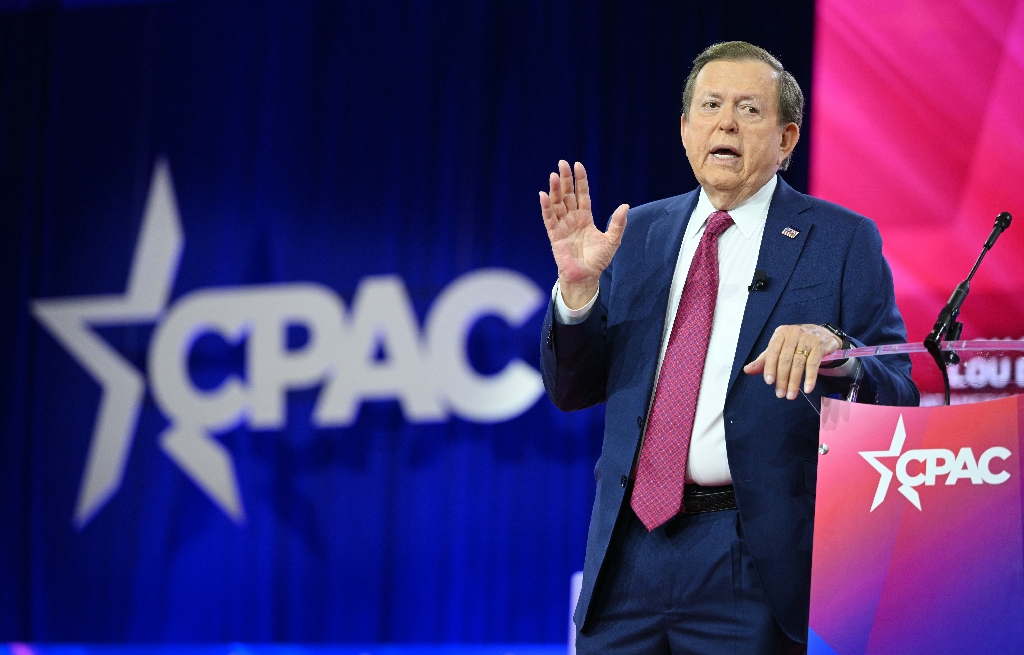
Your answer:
[0,0,815,643]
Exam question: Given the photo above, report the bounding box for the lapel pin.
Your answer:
[782,227,800,239]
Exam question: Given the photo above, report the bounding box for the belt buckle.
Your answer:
[682,485,736,515]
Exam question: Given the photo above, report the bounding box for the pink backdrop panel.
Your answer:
[810,0,1024,403]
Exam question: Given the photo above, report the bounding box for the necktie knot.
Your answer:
[705,211,734,240]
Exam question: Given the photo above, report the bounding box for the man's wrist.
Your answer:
[553,281,599,325]
[819,323,852,369]
[557,277,600,310]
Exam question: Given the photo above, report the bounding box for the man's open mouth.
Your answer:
[711,146,741,159]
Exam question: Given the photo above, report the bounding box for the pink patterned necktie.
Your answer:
[631,210,734,531]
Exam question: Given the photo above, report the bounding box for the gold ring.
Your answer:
[795,349,811,357]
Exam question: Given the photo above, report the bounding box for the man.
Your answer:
[538,42,918,654]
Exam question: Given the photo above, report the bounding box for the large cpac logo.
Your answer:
[859,415,1013,511]
[32,160,546,529]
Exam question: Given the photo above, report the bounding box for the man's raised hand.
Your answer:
[539,160,628,309]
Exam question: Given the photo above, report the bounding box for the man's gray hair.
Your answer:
[681,41,804,171]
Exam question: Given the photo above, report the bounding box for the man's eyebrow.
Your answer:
[709,93,765,106]
[698,90,763,101]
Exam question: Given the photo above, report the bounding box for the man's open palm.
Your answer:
[539,160,628,309]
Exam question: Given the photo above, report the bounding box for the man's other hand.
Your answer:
[743,324,844,399]
[540,160,628,309]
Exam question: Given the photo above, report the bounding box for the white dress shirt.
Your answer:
[553,176,776,485]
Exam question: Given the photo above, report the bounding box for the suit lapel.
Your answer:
[637,191,699,395]
[643,189,700,319]
[645,191,699,286]
[727,177,814,393]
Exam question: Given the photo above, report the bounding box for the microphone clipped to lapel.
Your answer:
[748,270,769,292]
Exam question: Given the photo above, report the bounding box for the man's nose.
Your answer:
[718,110,738,132]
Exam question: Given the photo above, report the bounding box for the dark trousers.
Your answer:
[575,507,804,655]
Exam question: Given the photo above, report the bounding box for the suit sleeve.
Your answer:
[539,269,614,412]
[838,217,920,406]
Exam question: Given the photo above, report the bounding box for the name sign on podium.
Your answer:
[809,395,1024,654]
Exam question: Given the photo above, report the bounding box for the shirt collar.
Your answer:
[687,174,777,242]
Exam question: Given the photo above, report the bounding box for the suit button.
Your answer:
[620,475,628,487]
[636,415,644,429]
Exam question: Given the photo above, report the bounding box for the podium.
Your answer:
[808,341,1024,654]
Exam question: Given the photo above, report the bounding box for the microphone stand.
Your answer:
[923,212,1012,406]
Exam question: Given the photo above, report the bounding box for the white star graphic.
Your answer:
[859,414,921,511]
[32,159,183,529]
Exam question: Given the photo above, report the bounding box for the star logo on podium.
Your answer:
[859,414,911,511]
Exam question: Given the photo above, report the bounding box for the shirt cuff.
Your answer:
[552,281,599,325]
[819,357,861,379]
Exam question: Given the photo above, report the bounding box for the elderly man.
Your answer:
[539,41,918,654]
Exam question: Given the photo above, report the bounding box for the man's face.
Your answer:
[681,59,799,209]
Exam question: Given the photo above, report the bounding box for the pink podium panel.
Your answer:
[809,395,1024,655]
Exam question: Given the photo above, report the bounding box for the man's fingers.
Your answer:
[606,204,629,246]
[539,191,558,232]
[761,329,785,387]
[802,346,824,395]
[559,160,577,211]
[548,172,565,217]
[782,333,816,400]
[743,350,767,375]
[574,162,591,212]
[774,345,794,398]
[752,324,843,400]
[786,333,829,399]
[785,343,811,400]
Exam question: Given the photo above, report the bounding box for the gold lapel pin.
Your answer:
[782,227,800,239]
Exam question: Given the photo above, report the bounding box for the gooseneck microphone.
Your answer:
[924,211,1012,405]
[984,211,1013,248]
[748,270,768,292]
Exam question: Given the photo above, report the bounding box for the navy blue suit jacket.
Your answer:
[541,176,919,642]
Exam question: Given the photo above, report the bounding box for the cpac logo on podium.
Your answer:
[860,415,1013,511]
[32,160,546,529]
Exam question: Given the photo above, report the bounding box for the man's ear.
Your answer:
[779,122,800,163]
[680,114,689,151]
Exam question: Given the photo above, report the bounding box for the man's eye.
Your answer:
[704,101,719,109]
[742,105,759,115]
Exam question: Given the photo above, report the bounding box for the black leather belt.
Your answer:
[682,484,737,514]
